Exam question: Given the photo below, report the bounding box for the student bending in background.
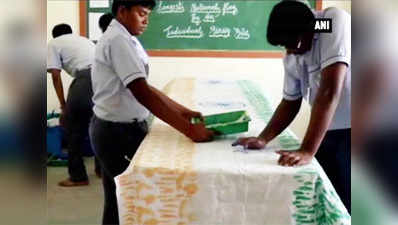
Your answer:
[47,23,102,186]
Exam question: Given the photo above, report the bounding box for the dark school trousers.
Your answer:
[64,68,94,182]
[89,115,148,225]
[315,128,351,213]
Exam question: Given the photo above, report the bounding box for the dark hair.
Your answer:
[99,13,114,33]
[267,1,315,47]
[112,0,156,16]
[52,23,73,38]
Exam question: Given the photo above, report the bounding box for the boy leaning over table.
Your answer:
[89,0,214,224]
[233,0,351,213]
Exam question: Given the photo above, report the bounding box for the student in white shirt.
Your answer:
[233,0,351,212]
[47,24,98,187]
[89,13,115,180]
[89,1,213,224]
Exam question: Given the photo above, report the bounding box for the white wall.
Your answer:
[323,1,351,13]
[46,1,351,139]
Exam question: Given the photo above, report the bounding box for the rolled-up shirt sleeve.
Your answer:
[320,8,351,70]
[47,42,62,70]
[109,35,147,87]
[283,57,302,101]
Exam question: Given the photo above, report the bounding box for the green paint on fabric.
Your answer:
[237,80,350,224]
[237,80,301,150]
[292,170,351,225]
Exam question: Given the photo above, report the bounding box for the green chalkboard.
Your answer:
[87,0,317,52]
[138,0,316,51]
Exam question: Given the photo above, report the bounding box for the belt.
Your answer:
[93,114,146,126]
[77,66,91,72]
[74,67,91,78]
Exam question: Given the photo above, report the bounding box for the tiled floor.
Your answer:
[47,157,103,225]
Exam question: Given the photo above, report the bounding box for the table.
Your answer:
[115,78,350,225]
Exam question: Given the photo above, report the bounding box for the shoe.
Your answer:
[58,178,89,187]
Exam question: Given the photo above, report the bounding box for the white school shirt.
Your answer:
[282,7,351,130]
[47,34,95,77]
[91,19,150,123]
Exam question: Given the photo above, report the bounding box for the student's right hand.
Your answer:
[232,137,267,149]
[182,110,204,123]
[187,123,214,142]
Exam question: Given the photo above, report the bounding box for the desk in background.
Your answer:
[115,78,350,225]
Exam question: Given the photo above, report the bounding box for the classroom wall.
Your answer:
[323,1,351,13]
[46,0,351,139]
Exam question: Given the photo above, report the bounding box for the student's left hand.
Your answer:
[182,110,203,122]
[276,149,314,167]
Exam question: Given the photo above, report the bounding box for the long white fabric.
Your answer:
[115,78,350,225]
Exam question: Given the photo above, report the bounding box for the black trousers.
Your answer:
[315,128,351,213]
[64,68,97,182]
[89,115,148,225]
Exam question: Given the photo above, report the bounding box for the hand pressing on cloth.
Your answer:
[276,148,314,167]
[232,136,314,167]
[232,137,267,149]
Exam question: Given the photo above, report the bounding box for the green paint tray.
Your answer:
[192,110,251,135]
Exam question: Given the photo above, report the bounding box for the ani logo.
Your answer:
[314,18,332,33]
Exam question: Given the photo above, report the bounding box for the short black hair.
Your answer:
[267,1,315,47]
[112,0,156,16]
[52,23,73,38]
[99,13,114,33]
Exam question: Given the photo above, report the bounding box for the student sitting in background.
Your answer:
[233,0,351,212]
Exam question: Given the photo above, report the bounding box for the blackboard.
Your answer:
[84,0,319,56]
[139,0,316,51]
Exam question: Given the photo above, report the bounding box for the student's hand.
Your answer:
[276,149,314,167]
[232,137,267,149]
[182,110,203,122]
[187,123,214,142]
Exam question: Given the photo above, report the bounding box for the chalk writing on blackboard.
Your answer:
[234,28,250,40]
[157,1,251,41]
[157,1,185,14]
[222,2,238,16]
[191,3,222,16]
[191,14,201,26]
[203,14,216,23]
[190,2,238,16]
[209,26,231,38]
[163,25,204,39]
